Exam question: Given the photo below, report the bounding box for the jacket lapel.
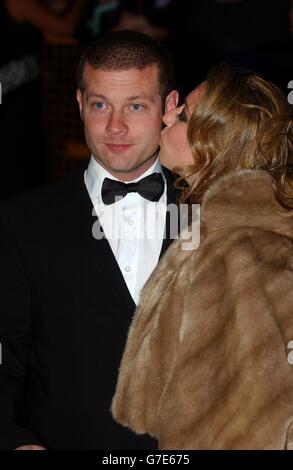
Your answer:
[62,163,179,303]
[61,164,136,313]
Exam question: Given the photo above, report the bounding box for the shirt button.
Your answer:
[125,265,131,272]
[128,219,134,226]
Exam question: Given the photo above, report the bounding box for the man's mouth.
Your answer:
[105,143,133,152]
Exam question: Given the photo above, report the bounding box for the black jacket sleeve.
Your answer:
[0,204,44,449]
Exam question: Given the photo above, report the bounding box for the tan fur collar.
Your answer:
[200,170,293,239]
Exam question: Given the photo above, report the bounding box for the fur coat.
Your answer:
[111,169,293,449]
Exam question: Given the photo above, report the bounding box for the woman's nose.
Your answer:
[162,105,184,127]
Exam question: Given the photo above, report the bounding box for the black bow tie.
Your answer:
[101,172,164,205]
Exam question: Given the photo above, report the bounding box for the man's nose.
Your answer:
[106,110,128,136]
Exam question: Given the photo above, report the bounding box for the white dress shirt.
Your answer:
[84,156,167,304]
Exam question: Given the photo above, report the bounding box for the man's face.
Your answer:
[77,64,177,181]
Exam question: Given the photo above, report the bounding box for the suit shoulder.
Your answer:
[0,163,88,215]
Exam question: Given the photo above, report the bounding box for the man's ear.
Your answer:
[164,90,179,113]
[76,89,84,120]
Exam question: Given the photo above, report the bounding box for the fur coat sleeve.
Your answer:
[112,170,293,449]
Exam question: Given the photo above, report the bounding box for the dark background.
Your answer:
[0,0,292,198]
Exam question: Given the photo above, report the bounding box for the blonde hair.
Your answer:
[176,64,293,209]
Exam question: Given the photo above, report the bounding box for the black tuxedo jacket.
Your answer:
[0,163,179,450]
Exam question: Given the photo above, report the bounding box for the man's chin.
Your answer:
[108,161,155,181]
[108,166,143,179]
[93,151,158,179]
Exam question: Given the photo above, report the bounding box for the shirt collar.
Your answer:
[85,155,164,204]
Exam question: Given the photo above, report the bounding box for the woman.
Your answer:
[111,64,293,449]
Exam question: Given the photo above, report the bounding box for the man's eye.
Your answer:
[94,102,106,110]
[130,104,144,112]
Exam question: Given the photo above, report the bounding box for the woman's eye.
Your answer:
[94,102,106,110]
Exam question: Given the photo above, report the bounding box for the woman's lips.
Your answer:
[105,143,132,153]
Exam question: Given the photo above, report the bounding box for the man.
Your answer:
[0,30,179,449]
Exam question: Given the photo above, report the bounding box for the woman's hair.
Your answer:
[176,63,293,209]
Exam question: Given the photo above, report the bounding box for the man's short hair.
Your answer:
[76,30,175,103]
